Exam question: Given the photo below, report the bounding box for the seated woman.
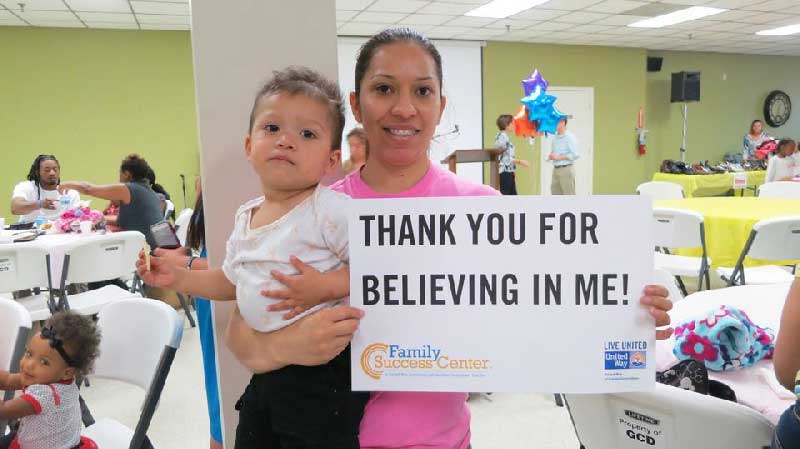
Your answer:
[772,279,800,447]
[59,154,163,248]
[744,119,771,160]
[765,139,800,183]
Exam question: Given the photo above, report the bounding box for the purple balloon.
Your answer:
[522,69,549,96]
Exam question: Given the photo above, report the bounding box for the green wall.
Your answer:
[483,41,654,195]
[646,50,800,165]
[483,42,800,195]
[0,27,199,222]
[4,28,800,211]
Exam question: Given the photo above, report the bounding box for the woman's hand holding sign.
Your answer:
[641,284,673,340]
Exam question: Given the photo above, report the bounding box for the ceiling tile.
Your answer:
[29,20,85,27]
[659,0,714,4]
[0,18,26,24]
[19,10,76,20]
[569,23,616,33]
[511,8,570,21]
[705,0,767,7]
[338,21,389,35]
[136,13,188,24]
[525,21,571,31]
[130,1,188,15]
[0,0,67,11]
[552,11,609,23]
[592,14,646,25]
[398,14,453,25]
[417,2,478,15]
[66,0,131,13]
[336,10,359,21]
[536,0,607,10]
[585,0,647,13]
[483,17,540,28]
[700,21,763,33]
[452,27,505,39]
[352,11,406,23]
[368,0,428,13]
[740,0,800,11]
[335,0,374,10]
[740,12,790,24]
[711,10,759,22]
[140,23,189,30]
[86,21,139,28]
[443,15,498,27]
[76,11,134,23]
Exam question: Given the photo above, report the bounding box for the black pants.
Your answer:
[0,432,13,449]
[499,172,517,195]
[234,346,369,449]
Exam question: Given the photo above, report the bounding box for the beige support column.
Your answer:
[189,2,338,446]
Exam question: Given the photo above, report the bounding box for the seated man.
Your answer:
[11,154,80,222]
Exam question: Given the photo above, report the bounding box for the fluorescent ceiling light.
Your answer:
[756,24,800,36]
[465,0,550,19]
[628,6,727,28]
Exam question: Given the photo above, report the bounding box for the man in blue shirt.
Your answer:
[547,118,579,195]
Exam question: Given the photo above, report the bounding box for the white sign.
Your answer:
[733,173,748,189]
[349,196,655,393]
[0,257,15,275]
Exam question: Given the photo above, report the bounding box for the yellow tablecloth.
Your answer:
[655,197,800,268]
[652,171,766,197]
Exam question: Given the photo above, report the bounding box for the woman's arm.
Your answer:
[59,181,132,205]
[0,396,36,420]
[0,371,22,391]
[226,305,364,373]
[774,279,800,390]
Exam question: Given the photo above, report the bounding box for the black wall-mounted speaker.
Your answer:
[671,71,701,103]
[647,57,663,72]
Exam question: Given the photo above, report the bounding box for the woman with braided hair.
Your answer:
[11,154,80,223]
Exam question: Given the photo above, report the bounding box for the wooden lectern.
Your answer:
[442,148,504,190]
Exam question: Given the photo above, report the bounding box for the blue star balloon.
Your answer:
[515,69,568,135]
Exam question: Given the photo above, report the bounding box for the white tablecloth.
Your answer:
[656,282,795,423]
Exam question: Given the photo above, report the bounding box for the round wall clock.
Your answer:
[764,90,791,127]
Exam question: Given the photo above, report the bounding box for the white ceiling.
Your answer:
[1,0,799,56]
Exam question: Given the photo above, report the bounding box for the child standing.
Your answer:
[137,66,368,448]
[0,312,102,449]
[494,114,529,195]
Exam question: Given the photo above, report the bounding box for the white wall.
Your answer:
[338,37,484,184]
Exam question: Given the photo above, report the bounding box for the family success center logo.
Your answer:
[360,343,491,380]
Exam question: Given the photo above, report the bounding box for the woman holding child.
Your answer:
[140,28,674,448]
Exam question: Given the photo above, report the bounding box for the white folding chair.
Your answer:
[637,181,685,201]
[652,208,712,295]
[0,244,57,321]
[163,199,176,221]
[174,208,193,247]
[0,298,32,435]
[758,181,800,199]
[565,383,773,449]
[56,231,145,315]
[717,216,800,286]
[82,298,183,449]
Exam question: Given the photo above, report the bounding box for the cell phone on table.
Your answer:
[150,221,181,249]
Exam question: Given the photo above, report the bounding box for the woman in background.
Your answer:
[744,119,771,160]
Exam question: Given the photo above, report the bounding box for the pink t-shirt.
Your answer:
[330,162,499,449]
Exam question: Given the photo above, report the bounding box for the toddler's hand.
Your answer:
[135,249,178,288]
[264,256,330,319]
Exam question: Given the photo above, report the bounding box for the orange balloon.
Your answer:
[512,105,540,138]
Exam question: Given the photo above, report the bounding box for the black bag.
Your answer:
[657,359,737,402]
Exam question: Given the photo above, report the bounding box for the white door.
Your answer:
[540,87,594,195]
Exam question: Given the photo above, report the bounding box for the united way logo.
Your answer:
[630,351,646,369]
